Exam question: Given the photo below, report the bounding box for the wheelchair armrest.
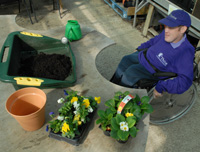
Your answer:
[136,72,177,90]
[136,79,158,89]
[153,72,177,77]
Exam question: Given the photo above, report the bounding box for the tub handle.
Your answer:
[0,46,9,63]
[14,77,44,86]
[20,31,43,37]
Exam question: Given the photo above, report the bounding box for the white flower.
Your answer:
[120,121,129,131]
[88,106,93,113]
[74,111,78,115]
[120,122,126,127]
[120,125,124,130]
[57,98,65,104]
[123,125,129,131]
[120,124,129,132]
[73,101,80,109]
[81,118,85,122]
[57,115,64,121]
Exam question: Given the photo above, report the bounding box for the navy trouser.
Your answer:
[111,51,159,87]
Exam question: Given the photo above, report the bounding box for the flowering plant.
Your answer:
[96,91,153,141]
[47,90,101,139]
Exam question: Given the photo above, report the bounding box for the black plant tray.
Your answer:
[49,110,96,146]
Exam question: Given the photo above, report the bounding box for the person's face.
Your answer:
[164,25,187,43]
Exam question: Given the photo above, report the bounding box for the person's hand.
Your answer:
[133,50,138,52]
[153,89,163,98]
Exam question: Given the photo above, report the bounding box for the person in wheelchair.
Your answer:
[111,9,195,98]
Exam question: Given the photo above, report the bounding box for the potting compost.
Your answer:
[18,53,72,80]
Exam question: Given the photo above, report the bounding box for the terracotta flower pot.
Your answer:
[6,87,46,131]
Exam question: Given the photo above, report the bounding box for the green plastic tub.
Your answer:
[0,31,76,90]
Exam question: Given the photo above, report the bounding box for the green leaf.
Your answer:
[132,108,142,120]
[133,94,140,102]
[105,108,116,119]
[121,109,128,116]
[141,111,145,116]
[111,117,119,130]
[116,101,121,108]
[117,130,129,141]
[141,104,154,113]
[107,113,113,120]
[130,104,141,113]
[116,114,125,124]
[101,124,107,131]
[143,107,154,113]
[140,103,149,109]
[129,126,138,138]
[110,107,117,113]
[123,91,130,96]
[114,91,123,97]
[105,99,115,108]
[105,108,114,115]
[124,102,133,110]
[54,127,60,133]
[110,129,119,140]
[97,110,106,118]
[141,96,150,104]
[126,117,136,128]
[114,96,120,102]
[96,118,103,124]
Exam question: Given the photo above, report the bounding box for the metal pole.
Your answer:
[23,0,33,24]
[133,0,149,27]
[133,0,138,27]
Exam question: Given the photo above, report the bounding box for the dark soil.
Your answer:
[18,53,72,80]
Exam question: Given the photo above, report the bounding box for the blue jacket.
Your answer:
[138,31,195,94]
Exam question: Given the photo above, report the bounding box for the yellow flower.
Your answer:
[73,114,80,121]
[95,97,101,104]
[73,114,82,125]
[125,112,134,117]
[83,99,90,108]
[78,121,82,125]
[62,122,70,134]
[71,97,78,104]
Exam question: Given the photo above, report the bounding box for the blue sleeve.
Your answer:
[137,31,164,50]
[155,46,194,94]
[155,75,193,94]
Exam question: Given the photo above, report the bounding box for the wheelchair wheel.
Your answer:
[148,83,197,125]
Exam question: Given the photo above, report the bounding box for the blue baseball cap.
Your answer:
[159,9,191,27]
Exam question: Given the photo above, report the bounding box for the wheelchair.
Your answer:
[136,47,200,125]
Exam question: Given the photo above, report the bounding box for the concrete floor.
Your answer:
[1,0,200,152]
